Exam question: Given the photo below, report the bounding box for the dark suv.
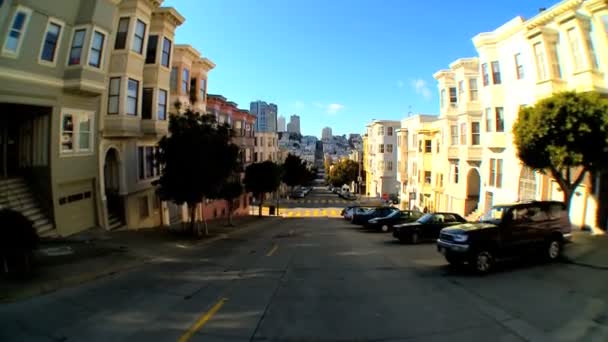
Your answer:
[437,201,572,274]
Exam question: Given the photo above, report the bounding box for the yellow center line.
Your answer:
[267,243,279,257]
[177,297,227,342]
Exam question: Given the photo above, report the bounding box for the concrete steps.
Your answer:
[0,177,56,237]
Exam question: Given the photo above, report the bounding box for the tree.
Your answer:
[513,91,608,209]
[328,159,359,188]
[155,110,240,237]
[282,154,309,191]
[244,161,282,217]
[218,178,243,227]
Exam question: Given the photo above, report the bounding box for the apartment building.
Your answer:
[254,131,279,162]
[364,120,400,198]
[397,115,446,212]
[100,1,185,231]
[0,0,119,237]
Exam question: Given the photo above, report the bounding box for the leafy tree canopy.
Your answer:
[513,91,608,207]
[282,154,310,187]
[244,161,283,216]
[328,159,359,187]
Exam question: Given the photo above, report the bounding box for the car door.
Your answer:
[501,206,533,255]
[421,214,442,239]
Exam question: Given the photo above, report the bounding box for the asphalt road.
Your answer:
[2,188,608,341]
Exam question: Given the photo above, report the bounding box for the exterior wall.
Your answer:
[254,132,279,162]
[364,120,400,198]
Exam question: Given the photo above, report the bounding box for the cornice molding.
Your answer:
[525,0,584,29]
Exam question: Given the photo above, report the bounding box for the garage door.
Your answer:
[56,181,96,236]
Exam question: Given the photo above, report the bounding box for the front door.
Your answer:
[0,122,19,178]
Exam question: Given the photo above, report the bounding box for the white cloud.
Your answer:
[411,78,432,100]
[326,103,345,115]
[396,80,404,88]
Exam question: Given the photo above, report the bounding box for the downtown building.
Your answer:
[394,0,608,231]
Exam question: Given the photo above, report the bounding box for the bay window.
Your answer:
[60,110,94,154]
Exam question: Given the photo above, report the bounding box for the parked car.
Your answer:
[437,201,572,274]
[393,212,466,243]
[365,210,423,232]
[343,206,371,220]
[291,191,305,199]
[351,206,399,225]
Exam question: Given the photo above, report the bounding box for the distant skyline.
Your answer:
[165,0,558,136]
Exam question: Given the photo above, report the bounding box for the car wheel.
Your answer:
[546,238,562,261]
[410,231,419,244]
[381,224,390,232]
[471,250,493,274]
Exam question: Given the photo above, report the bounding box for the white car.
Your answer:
[343,207,370,220]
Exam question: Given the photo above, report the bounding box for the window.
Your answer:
[424,171,432,184]
[469,78,478,101]
[127,79,139,116]
[40,22,62,62]
[514,53,524,79]
[568,28,583,70]
[199,78,206,101]
[586,27,599,70]
[458,80,464,100]
[387,126,393,136]
[549,41,562,79]
[68,29,86,65]
[387,161,393,171]
[440,89,446,108]
[379,144,384,153]
[424,140,432,153]
[603,15,608,34]
[158,89,167,120]
[489,159,497,187]
[170,67,178,91]
[377,160,384,170]
[182,68,189,93]
[491,61,501,84]
[454,164,459,183]
[450,125,458,145]
[440,174,444,187]
[497,159,503,188]
[132,19,146,54]
[418,140,422,152]
[60,111,93,154]
[114,17,129,49]
[449,87,457,105]
[481,63,489,86]
[145,35,158,63]
[139,196,149,218]
[485,107,493,132]
[436,140,440,153]
[161,37,171,67]
[142,88,153,119]
[495,107,504,132]
[386,144,393,153]
[412,133,417,148]
[107,77,120,114]
[377,126,384,136]
[88,31,105,68]
[138,146,160,180]
[460,123,467,145]
[3,8,30,55]
[534,42,547,80]
[471,122,480,145]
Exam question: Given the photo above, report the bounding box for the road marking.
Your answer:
[177,298,227,342]
[313,209,320,216]
[322,210,327,216]
[287,212,293,217]
[267,243,278,256]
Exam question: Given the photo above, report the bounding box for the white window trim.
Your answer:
[137,145,161,182]
[145,31,160,65]
[60,108,95,157]
[131,18,147,55]
[160,35,172,70]
[38,17,66,67]
[86,26,109,71]
[126,77,141,116]
[65,25,89,68]
[2,5,32,58]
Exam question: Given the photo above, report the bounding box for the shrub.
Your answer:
[0,208,38,275]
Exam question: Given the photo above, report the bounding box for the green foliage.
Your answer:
[328,159,359,187]
[513,91,608,206]
[1,209,38,275]
[219,179,243,203]
[244,161,282,216]
[282,154,312,187]
[155,110,240,232]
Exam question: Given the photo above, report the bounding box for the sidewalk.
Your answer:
[563,230,608,269]
[0,216,278,303]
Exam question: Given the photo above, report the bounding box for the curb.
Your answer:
[0,216,281,303]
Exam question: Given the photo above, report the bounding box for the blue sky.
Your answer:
[164,0,557,137]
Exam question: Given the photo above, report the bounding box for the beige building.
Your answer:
[100,1,185,231]
[0,0,119,237]
[364,120,400,198]
[254,131,279,162]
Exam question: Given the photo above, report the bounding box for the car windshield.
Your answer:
[416,213,435,224]
[385,210,400,218]
[480,206,508,223]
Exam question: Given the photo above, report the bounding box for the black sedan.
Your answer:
[351,206,398,225]
[365,210,423,232]
[393,212,466,243]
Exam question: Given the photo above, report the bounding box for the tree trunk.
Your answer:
[201,199,208,236]
[550,166,587,211]
[189,203,199,238]
[227,200,234,226]
[258,193,263,217]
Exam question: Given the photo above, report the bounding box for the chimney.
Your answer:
[539,7,546,12]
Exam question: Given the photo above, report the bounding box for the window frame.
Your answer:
[485,107,493,132]
[514,53,524,79]
[424,140,432,153]
[161,37,172,67]
[495,107,505,132]
[481,63,489,86]
[114,17,130,50]
[2,6,32,58]
[142,87,154,119]
[387,126,393,136]
[132,19,146,54]
[107,77,121,115]
[449,87,457,105]
[67,27,87,66]
[424,171,432,185]
[158,89,167,120]
[471,121,480,145]
[137,145,161,181]
[126,78,140,116]
[38,18,64,66]
[468,78,478,101]
[533,42,548,81]
[491,61,501,84]
[60,109,95,156]
[459,123,467,145]
[450,125,458,145]
[182,68,189,94]
[88,29,106,69]
[145,34,158,64]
